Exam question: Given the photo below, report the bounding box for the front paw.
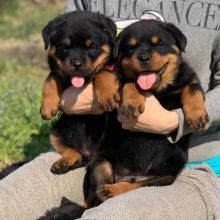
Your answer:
[120,99,145,118]
[185,109,209,131]
[120,83,146,118]
[94,72,120,112]
[51,156,83,174]
[97,92,120,112]
[40,102,59,120]
[96,184,114,202]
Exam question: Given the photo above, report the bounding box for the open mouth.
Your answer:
[137,64,167,90]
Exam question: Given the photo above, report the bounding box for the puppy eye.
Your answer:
[89,44,98,50]
[58,44,69,51]
[127,45,135,52]
[157,41,166,47]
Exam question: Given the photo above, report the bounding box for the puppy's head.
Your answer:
[42,11,116,88]
[114,20,187,92]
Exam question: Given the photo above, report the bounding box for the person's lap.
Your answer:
[1,152,220,220]
[0,152,85,220]
[80,165,220,220]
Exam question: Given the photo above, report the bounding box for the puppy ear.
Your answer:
[42,20,55,50]
[42,15,65,50]
[113,39,121,58]
[165,23,187,52]
[60,197,73,206]
[95,14,117,46]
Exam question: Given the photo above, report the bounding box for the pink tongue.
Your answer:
[137,72,157,90]
[71,76,85,88]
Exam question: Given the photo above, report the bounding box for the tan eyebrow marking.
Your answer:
[151,36,159,44]
[86,39,93,47]
[63,38,71,46]
[128,38,137,46]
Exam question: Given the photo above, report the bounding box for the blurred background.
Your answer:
[0,0,64,170]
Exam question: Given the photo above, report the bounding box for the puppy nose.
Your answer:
[72,60,82,68]
[139,54,150,63]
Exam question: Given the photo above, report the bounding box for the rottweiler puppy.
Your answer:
[85,20,209,205]
[116,20,209,130]
[40,11,119,174]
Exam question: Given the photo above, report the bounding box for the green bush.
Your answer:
[0,0,64,40]
[0,59,51,169]
[0,0,64,169]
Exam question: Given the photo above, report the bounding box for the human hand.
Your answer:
[117,93,179,134]
[60,83,104,115]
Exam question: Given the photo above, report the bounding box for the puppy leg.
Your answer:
[96,175,176,202]
[94,71,120,112]
[96,181,141,202]
[40,73,63,120]
[181,83,209,131]
[120,83,146,118]
[50,132,83,174]
[84,158,115,208]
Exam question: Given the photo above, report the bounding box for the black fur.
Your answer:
[37,197,85,220]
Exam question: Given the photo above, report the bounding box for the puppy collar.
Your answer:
[104,65,117,72]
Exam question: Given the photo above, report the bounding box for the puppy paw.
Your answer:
[120,83,145,118]
[50,158,81,174]
[120,100,145,118]
[94,72,120,112]
[40,103,59,120]
[97,92,120,112]
[182,87,209,131]
[96,184,114,202]
[185,109,209,131]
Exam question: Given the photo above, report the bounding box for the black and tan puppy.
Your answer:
[116,20,208,130]
[40,11,119,174]
[87,20,209,204]
[41,11,119,120]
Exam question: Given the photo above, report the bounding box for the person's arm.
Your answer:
[117,93,179,135]
[60,85,179,135]
[60,83,104,115]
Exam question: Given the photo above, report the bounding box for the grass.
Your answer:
[0,59,51,169]
[0,0,64,170]
[0,0,64,40]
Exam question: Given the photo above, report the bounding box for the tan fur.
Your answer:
[92,44,111,72]
[86,39,93,47]
[50,132,83,168]
[181,85,208,130]
[49,46,64,69]
[64,38,71,46]
[120,83,146,118]
[94,72,120,111]
[151,36,159,44]
[155,54,179,92]
[129,38,137,46]
[40,74,63,120]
